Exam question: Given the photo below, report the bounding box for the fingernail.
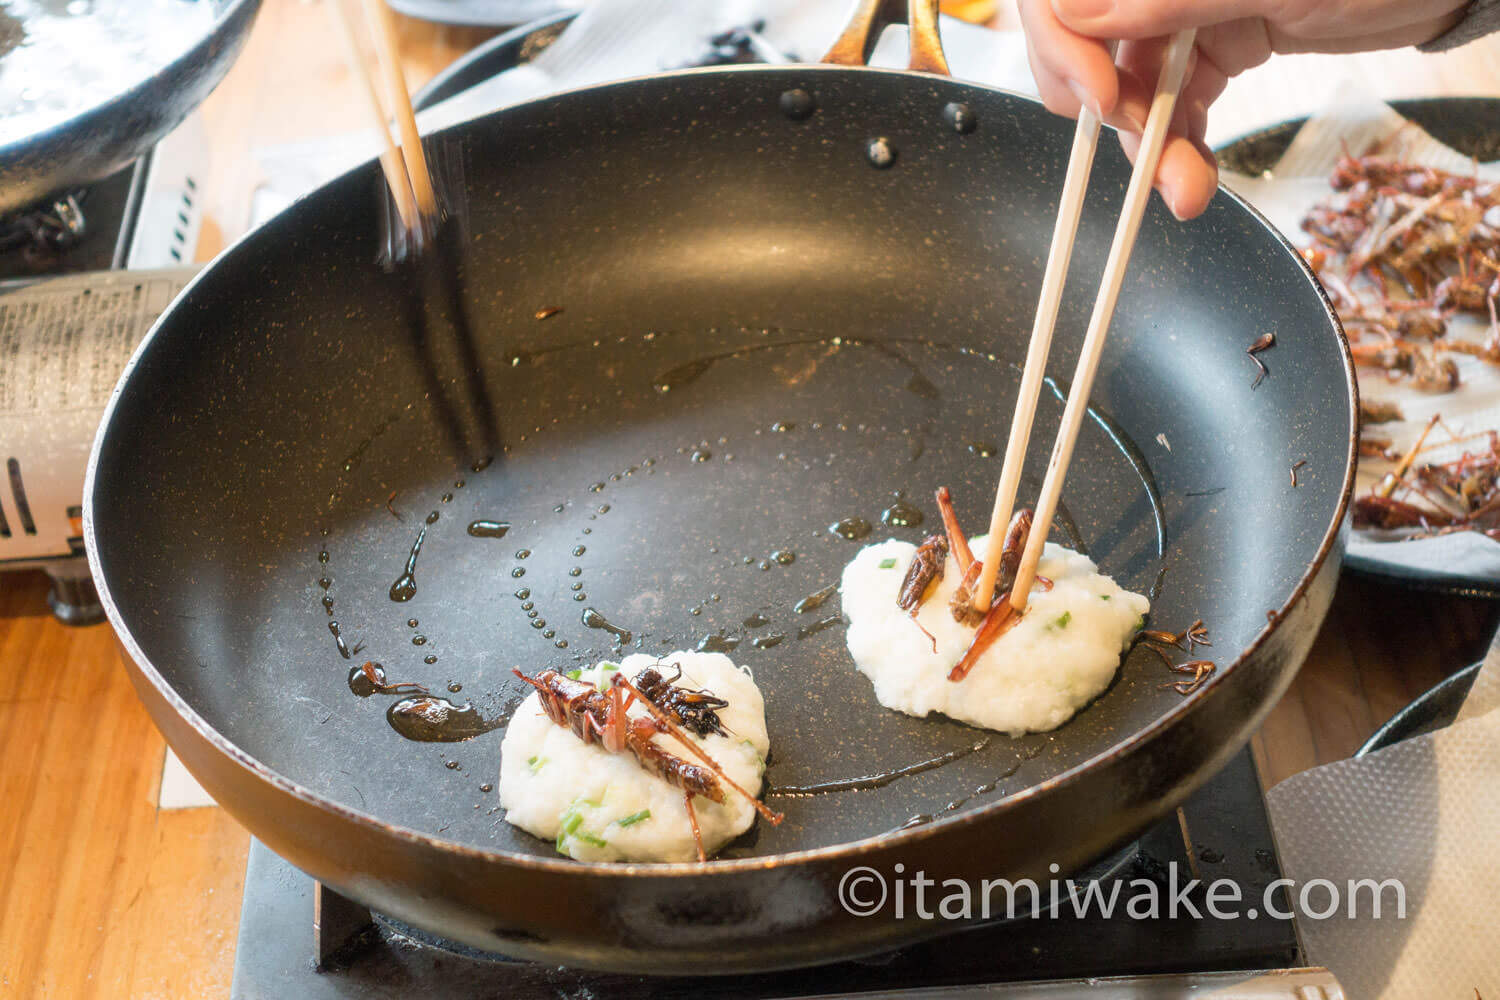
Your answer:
[1158,184,1188,222]
[1116,103,1147,134]
[1065,78,1100,118]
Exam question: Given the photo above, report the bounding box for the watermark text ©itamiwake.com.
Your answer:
[836,863,1405,922]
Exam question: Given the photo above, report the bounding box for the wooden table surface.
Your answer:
[3,3,1500,995]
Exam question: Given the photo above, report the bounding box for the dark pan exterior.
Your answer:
[86,67,1354,972]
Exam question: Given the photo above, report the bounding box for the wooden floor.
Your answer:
[4,1,1500,994]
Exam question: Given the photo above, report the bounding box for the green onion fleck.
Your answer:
[565,668,582,680]
[562,811,584,835]
[528,755,547,774]
[617,809,652,827]
[1100,594,1111,601]
[878,557,897,569]
[1135,614,1146,631]
[1054,611,1071,629]
[597,662,621,691]
[575,832,609,848]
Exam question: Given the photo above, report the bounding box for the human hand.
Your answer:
[1018,0,1468,219]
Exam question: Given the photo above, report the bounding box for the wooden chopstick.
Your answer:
[328,0,419,235]
[360,0,438,223]
[970,107,1105,614]
[1008,28,1198,614]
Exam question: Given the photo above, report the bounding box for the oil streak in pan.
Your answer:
[767,738,992,797]
[900,743,1047,829]
[388,524,428,602]
[467,519,510,538]
[387,696,502,742]
[581,607,632,645]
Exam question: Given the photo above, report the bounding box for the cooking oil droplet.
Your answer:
[543,629,556,639]
[572,545,586,557]
[522,601,534,611]
[759,560,771,571]
[425,511,440,525]
[468,520,510,538]
[597,504,610,514]
[515,549,531,560]
[795,583,838,614]
[511,567,526,578]
[447,682,462,693]
[770,421,794,433]
[881,499,924,528]
[829,517,872,541]
[413,635,427,646]
[407,618,418,627]
[445,760,461,770]
[968,441,997,458]
[472,456,493,472]
[570,582,583,591]
[797,615,842,640]
[752,634,785,649]
[654,357,716,394]
[772,550,795,565]
[743,613,770,628]
[690,448,711,463]
[554,639,569,648]
[441,493,453,503]
[480,782,494,793]
[574,593,587,602]
[424,655,437,664]
[318,551,329,563]
[319,577,331,589]
[696,632,741,653]
[589,482,605,493]
[531,619,547,630]
[321,595,334,615]
[581,607,632,645]
[582,528,592,535]
[454,480,465,489]
[514,588,530,599]
[690,607,702,616]
[568,567,582,577]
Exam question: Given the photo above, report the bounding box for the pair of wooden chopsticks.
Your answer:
[971,29,1197,615]
[330,0,439,247]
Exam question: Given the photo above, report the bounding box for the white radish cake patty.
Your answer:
[842,535,1149,736]
[499,652,769,862]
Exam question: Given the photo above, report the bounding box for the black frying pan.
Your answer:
[85,0,1354,974]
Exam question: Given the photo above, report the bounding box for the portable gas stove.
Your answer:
[0,116,204,623]
[217,18,1341,998]
[231,749,1337,998]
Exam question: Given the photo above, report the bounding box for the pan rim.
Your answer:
[83,64,1356,879]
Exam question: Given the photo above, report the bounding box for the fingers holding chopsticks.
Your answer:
[1020,0,1222,219]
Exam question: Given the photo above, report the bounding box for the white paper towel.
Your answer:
[1266,633,1500,997]
[1222,97,1500,580]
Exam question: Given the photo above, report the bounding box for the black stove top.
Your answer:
[0,156,149,281]
[230,748,1298,998]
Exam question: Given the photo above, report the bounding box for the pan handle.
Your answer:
[822,0,951,76]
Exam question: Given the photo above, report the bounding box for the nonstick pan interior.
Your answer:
[88,67,1351,864]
